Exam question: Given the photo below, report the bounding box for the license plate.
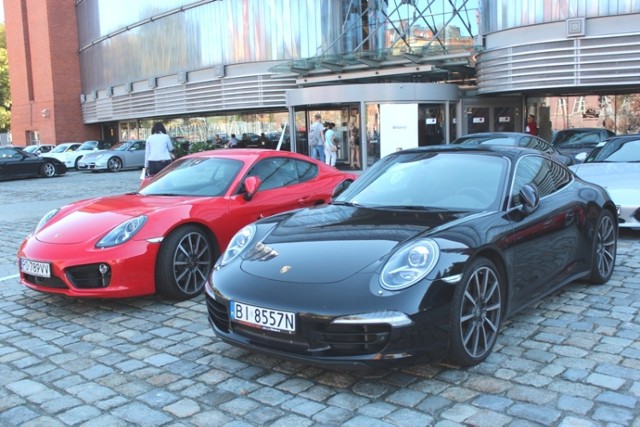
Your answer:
[20,258,51,278]
[230,301,295,333]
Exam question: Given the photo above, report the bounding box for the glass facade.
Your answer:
[483,0,640,32]
[76,0,480,93]
[125,110,290,146]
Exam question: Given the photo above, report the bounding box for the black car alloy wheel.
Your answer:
[449,257,502,366]
[41,162,57,177]
[590,210,617,284]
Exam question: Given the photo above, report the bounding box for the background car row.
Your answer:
[42,140,115,170]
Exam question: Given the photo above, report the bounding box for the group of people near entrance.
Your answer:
[308,114,361,169]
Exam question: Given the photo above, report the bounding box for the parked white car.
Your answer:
[42,140,114,170]
[41,143,82,167]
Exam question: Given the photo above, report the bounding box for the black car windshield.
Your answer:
[336,152,508,211]
[585,138,640,163]
[140,157,243,197]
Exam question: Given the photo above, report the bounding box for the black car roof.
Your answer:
[398,144,545,160]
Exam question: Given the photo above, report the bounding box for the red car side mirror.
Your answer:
[243,175,261,200]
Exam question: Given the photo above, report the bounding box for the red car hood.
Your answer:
[35,194,201,244]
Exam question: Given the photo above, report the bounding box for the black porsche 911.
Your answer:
[206,145,617,369]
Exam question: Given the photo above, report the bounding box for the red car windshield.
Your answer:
[140,157,243,197]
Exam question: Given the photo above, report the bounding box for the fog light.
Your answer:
[98,264,110,276]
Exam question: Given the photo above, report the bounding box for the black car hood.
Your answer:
[239,204,478,284]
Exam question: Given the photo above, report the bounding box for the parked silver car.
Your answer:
[569,135,640,229]
[77,140,146,172]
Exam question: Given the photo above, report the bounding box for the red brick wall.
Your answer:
[5,0,100,146]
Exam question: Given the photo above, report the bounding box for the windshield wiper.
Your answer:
[332,200,364,207]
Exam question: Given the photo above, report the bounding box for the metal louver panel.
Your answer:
[477,33,640,94]
[82,73,297,124]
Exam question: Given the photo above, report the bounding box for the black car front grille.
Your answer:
[206,293,392,357]
[65,264,111,289]
[23,273,68,289]
[206,294,230,332]
[311,323,390,354]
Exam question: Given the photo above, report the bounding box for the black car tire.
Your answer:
[40,162,57,178]
[448,257,503,367]
[107,157,122,172]
[589,209,617,285]
[156,225,214,300]
[74,156,82,170]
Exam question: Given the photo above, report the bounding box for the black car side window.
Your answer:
[511,156,571,206]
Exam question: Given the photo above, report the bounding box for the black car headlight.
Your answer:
[96,215,147,248]
[380,239,439,290]
[35,208,60,232]
[217,224,256,267]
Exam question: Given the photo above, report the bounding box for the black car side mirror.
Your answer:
[520,183,540,215]
[243,175,261,201]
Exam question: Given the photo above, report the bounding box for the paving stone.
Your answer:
[164,398,201,418]
[507,403,561,425]
[385,408,435,426]
[58,405,103,425]
[280,396,325,416]
[557,395,593,415]
[357,402,397,418]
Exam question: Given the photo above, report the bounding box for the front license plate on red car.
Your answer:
[20,258,51,278]
[230,301,296,333]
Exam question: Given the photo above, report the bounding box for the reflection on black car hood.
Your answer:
[240,204,476,284]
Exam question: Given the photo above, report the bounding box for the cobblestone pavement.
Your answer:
[0,170,639,426]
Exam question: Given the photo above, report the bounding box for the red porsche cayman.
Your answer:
[18,149,356,299]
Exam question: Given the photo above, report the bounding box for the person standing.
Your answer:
[309,113,325,162]
[324,122,337,167]
[525,114,538,136]
[259,132,269,148]
[348,120,361,169]
[227,134,239,148]
[145,122,174,177]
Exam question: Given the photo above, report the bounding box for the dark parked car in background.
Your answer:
[551,128,615,163]
[207,145,617,368]
[451,132,573,165]
[0,146,67,180]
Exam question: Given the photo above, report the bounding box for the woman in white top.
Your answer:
[324,122,337,167]
[145,122,175,176]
